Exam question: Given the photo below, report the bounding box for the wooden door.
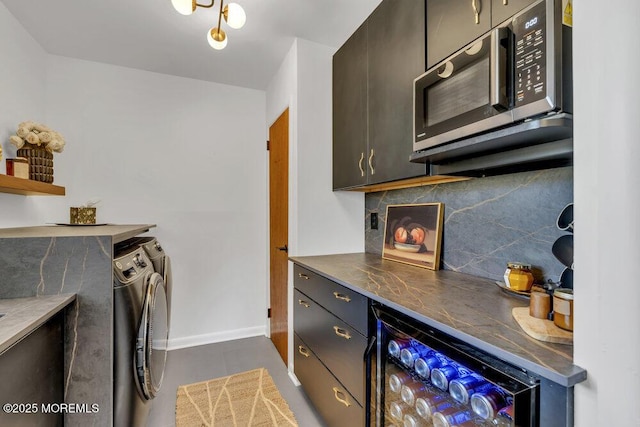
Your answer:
[269,109,289,365]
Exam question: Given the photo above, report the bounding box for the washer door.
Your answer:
[136,272,169,400]
[163,256,172,329]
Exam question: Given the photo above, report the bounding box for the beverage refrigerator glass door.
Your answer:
[371,304,538,427]
[413,0,571,153]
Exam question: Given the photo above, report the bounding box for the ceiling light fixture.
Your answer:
[171,0,246,50]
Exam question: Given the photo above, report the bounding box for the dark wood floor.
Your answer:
[146,336,325,427]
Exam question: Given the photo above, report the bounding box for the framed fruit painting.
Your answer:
[382,203,444,270]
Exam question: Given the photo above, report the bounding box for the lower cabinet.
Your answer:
[293,264,369,427]
[0,312,64,427]
[294,334,364,426]
[294,289,367,405]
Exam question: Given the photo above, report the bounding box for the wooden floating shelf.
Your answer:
[344,175,471,193]
[0,174,65,196]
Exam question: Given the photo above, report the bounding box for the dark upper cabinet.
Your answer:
[426,0,491,69]
[367,0,426,185]
[491,0,538,26]
[333,0,427,190]
[332,22,368,190]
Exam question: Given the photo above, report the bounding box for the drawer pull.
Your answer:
[298,273,310,280]
[332,387,351,407]
[298,299,310,308]
[333,326,352,340]
[298,345,310,358]
[333,292,351,302]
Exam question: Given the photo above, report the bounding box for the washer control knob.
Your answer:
[133,253,147,268]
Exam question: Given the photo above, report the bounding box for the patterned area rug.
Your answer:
[175,368,299,426]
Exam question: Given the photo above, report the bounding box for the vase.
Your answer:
[17,145,54,183]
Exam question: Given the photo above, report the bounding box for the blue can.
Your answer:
[431,365,458,391]
[400,344,434,368]
[432,406,473,427]
[448,374,493,404]
[388,338,411,359]
[414,355,443,379]
[415,394,453,420]
[431,362,472,391]
[470,387,510,420]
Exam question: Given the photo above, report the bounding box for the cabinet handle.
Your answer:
[368,148,375,175]
[298,345,310,357]
[358,152,365,177]
[332,387,352,407]
[333,292,351,303]
[333,326,352,340]
[472,0,481,24]
[298,299,310,308]
[298,273,309,280]
[503,0,508,4]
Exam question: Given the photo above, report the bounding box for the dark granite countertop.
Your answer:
[0,294,76,354]
[0,224,155,244]
[290,252,586,387]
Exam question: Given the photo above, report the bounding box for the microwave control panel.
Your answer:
[512,1,548,107]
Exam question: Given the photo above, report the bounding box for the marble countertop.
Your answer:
[0,294,76,354]
[290,252,586,387]
[0,224,155,244]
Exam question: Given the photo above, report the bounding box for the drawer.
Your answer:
[294,289,367,405]
[294,334,364,427]
[294,264,368,334]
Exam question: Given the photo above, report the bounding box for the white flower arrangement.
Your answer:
[9,121,66,153]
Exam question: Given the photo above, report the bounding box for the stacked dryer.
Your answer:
[113,237,172,427]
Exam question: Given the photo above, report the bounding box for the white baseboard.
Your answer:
[288,369,301,386]
[167,326,266,350]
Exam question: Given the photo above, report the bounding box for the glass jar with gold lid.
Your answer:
[553,288,574,331]
[504,262,534,291]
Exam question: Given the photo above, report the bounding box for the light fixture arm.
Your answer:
[217,0,224,32]
[195,0,215,8]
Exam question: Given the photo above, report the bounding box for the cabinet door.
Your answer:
[294,264,369,335]
[294,334,364,427]
[333,22,368,190]
[368,0,427,184]
[492,0,537,26]
[427,0,492,69]
[294,289,367,405]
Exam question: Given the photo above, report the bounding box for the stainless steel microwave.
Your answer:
[414,0,572,153]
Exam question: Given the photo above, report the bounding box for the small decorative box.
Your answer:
[6,158,29,179]
[70,207,96,224]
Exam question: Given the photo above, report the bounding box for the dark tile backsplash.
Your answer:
[365,167,573,284]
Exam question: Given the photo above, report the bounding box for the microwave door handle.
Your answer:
[490,27,510,111]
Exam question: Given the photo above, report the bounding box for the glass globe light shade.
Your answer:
[171,0,195,15]
[207,27,228,50]
[224,3,246,29]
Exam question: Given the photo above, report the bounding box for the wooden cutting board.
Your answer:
[512,307,573,345]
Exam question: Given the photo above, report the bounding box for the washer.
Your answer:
[136,237,172,329]
[113,243,169,427]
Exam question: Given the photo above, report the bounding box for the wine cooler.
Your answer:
[371,303,539,427]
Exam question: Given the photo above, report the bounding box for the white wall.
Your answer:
[266,38,364,371]
[1,3,269,347]
[0,1,47,225]
[266,39,364,260]
[295,39,364,256]
[573,1,640,425]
